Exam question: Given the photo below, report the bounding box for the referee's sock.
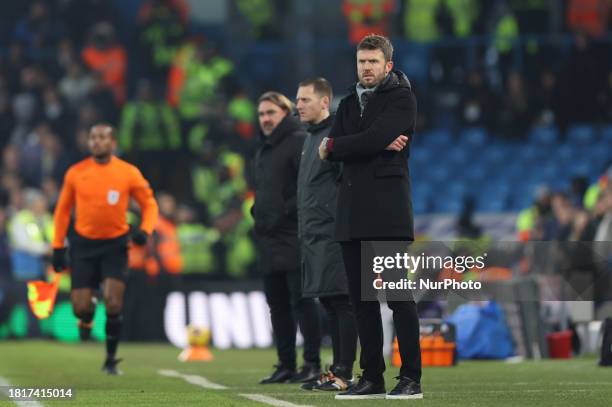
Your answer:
[78,313,94,341]
[105,313,122,359]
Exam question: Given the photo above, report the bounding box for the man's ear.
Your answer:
[386,60,394,75]
[322,95,330,110]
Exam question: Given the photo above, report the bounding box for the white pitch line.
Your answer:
[239,393,314,407]
[157,369,228,390]
[0,376,45,407]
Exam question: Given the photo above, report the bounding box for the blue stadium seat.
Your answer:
[462,165,487,182]
[411,147,433,166]
[567,161,593,178]
[420,129,453,147]
[554,143,574,163]
[510,193,534,211]
[412,196,430,214]
[427,165,451,183]
[601,125,612,143]
[477,197,508,212]
[518,144,544,163]
[446,147,469,166]
[567,124,596,145]
[460,127,488,147]
[433,196,464,214]
[529,126,559,145]
[481,144,511,168]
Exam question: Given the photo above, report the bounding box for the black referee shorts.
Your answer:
[69,233,129,290]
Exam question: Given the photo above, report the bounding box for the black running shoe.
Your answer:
[289,362,320,383]
[102,357,123,376]
[335,376,386,400]
[386,376,423,399]
[259,365,296,384]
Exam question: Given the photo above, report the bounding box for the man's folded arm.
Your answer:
[328,93,416,161]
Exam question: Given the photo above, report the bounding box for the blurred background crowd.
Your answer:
[0,0,611,287]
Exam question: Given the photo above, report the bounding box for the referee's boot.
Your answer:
[102,357,123,376]
[386,376,423,399]
[259,364,296,384]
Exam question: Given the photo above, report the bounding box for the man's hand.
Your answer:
[385,135,409,151]
[131,229,149,246]
[319,137,329,160]
[52,248,67,272]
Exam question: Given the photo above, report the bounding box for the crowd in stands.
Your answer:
[0,0,611,283]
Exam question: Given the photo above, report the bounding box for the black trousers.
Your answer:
[319,295,358,378]
[263,270,321,369]
[340,240,421,383]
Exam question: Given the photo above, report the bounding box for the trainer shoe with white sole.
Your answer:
[335,376,385,400]
[386,376,423,399]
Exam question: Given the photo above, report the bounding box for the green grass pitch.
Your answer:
[1,341,612,406]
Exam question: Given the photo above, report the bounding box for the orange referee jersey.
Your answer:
[52,156,158,248]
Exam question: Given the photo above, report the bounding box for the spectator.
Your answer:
[532,68,561,128]
[0,202,11,280]
[59,0,118,47]
[119,79,181,192]
[558,31,604,127]
[566,0,611,39]
[342,0,394,45]
[7,188,53,281]
[597,71,612,123]
[87,74,120,125]
[0,89,15,148]
[12,1,65,61]
[176,204,219,275]
[457,70,495,130]
[58,61,95,112]
[594,187,612,242]
[146,192,183,278]
[81,22,127,105]
[137,0,188,90]
[43,86,72,140]
[497,71,533,139]
[11,66,44,145]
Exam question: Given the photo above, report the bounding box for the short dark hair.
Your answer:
[357,34,393,62]
[258,91,294,113]
[90,122,117,138]
[298,77,333,101]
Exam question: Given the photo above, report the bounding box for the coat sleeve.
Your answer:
[283,133,305,216]
[329,91,416,161]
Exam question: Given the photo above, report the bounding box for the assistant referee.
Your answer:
[52,123,158,375]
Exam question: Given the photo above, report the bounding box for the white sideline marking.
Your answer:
[157,369,228,390]
[157,370,312,406]
[0,376,45,407]
[239,393,314,407]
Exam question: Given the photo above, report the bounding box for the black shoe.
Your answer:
[315,374,353,392]
[300,370,334,390]
[102,357,123,376]
[289,363,320,383]
[335,376,386,400]
[386,376,423,399]
[259,365,296,384]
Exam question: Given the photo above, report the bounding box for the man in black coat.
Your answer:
[319,34,423,400]
[296,78,357,391]
[253,91,321,384]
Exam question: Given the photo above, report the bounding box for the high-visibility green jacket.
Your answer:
[119,101,181,152]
